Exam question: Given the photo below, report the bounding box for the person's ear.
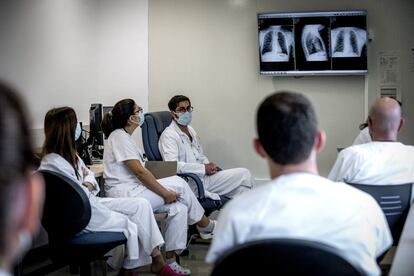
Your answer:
[398,117,405,132]
[18,173,45,236]
[253,138,267,158]
[314,129,326,154]
[170,111,178,120]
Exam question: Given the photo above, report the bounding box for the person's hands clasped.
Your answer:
[83,182,95,192]
[205,162,217,176]
[162,190,179,204]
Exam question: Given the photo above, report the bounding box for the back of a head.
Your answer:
[256,91,317,165]
[42,107,78,169]
[369,97,402,139]
[101,98,135,138]
[0,82,34,258]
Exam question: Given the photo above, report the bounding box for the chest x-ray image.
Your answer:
[331,27,367,58]
[301,24,328,61]
[259,26,293,62]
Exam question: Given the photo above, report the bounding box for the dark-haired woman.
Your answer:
[102,99,216,275]
[38,107,184,276]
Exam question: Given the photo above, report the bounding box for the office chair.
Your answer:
[141,111,228,213]
[36,170,127,276]
[211,238,364,276]
[346,182,412,245]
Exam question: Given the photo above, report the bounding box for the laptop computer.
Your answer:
[145,161,177,179]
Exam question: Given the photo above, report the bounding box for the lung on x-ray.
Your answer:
[257,10,367,75]
[301,24,328,61]
[331,27,367,58]
[259,26,293,62]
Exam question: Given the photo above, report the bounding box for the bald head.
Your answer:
[368,97,403,141]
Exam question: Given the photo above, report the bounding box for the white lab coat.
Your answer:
[206,173,392,276]
[159,121,254,199]
[103,129,205,252]
[328,141,414,200]
[352,127,371,145]
[39,153,164,269]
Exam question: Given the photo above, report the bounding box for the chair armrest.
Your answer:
[177,173,206,199]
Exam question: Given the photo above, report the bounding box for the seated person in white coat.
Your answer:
[38,107,184,276]
[329,97,414,199]
[159,95,254,200]
[102,99,216,275]
[352,121,371,145]
[0,83,44,276]
[206,91,392,276]
[352,100,402,146]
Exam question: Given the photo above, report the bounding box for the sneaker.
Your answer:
[197,220,216,239]
[159,264,186,276]
[168,261,191,275]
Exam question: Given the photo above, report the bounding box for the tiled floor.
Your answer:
[24,241,213,276]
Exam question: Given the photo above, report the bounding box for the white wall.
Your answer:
[0,0,148,147]
[149,0,414,178]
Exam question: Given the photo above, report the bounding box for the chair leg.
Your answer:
[101,260,108,276]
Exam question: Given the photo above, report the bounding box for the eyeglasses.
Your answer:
[133,107,143,115]
[175,106,194,113]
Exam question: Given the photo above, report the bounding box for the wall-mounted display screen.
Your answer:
[258,10,367,76]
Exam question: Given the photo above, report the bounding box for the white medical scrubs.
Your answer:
[328,141,414,200]
[206,173,392,276]
[352,127,371,145]
[39,153,164,269]
[103,129,205,253]
[159,121,254,200]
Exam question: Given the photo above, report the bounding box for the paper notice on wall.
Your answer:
[378,51,400,86]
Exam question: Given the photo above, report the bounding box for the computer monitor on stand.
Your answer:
[89,103,104,162]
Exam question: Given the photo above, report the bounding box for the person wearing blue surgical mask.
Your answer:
[101,99,216,275]
[159,95,254,203]
[75,122,82,141]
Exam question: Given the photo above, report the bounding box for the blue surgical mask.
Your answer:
[139,111,145,127]
[176,111,192,126]
[75,122,82,141]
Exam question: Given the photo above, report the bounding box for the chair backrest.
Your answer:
[141,111,172,161]
[211,238,364,276]
[38,170,91,243]
[347,182,412,244]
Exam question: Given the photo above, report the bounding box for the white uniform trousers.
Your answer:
[97,197,164,269]
[203,168,254,198]
[128,176,205,253]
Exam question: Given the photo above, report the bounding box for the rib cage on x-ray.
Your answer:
[331,27,367,58]
[259,26,293,62]
[301,24,328,61]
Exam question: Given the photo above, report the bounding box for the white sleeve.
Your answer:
[367,197,393,256]
[352,128,371,145]
[205,204,238,264]
[328,150,351,182]
[159,129,205,177]
[111,133,141,162]
[77,156,100,196]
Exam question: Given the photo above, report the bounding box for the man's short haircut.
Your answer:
[256,91,318,165]
[168,95,191,111]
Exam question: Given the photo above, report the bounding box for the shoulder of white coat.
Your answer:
[223,180,276,213]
